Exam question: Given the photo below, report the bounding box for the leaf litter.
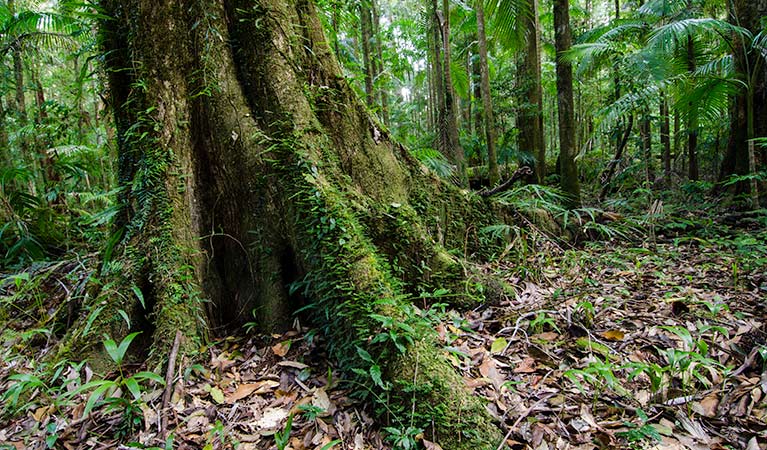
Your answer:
[0,224,765,449]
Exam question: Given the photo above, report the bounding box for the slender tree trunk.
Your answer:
[360,0,375,107]
[554,0,581,207]
[599,115,633,201]
[641,111,653,183]
[0,99,9,168]
[82,0,506,447]
[439,0,466,183]
[371,0,390,126]
[673,109,680,172]
[475,0,499,186]
[472,44,482,140]
[9,0,26,121]
[660,92,671,181]
[686,35,699,181]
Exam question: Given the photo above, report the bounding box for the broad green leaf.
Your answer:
[490,337,508,354]
[210,386,225,404]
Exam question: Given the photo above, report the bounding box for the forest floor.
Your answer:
[0,212,765,450]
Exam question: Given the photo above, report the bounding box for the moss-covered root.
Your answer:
[392,339,504,450]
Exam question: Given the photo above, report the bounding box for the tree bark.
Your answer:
[360,0,375,107]
[554,0,581,207]
[9,0,26,121]
[641,111,653,183]
[371,0,390,126]
[660,92,671,181]
[475,0,499,186]
[77,0,505,447]
[439,0,466,183]
[686,32,699,181]
[517,0,546,183]
[719,0,766,202]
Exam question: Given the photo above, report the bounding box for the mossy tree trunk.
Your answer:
[79,0,506,447]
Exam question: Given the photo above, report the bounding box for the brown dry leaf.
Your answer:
[423,439,444,450]
[312,388,333,415]
[278,360,309,370]
[32,404,53,422]
[256,407,289,430]
[534,332,559,342]
[602,330,625,341]
[479,356,505,389]
[272,340,291,357]
[692,393,719,417]
[513,357,537,373]
[225,380,280,403]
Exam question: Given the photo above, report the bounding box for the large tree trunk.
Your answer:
[475,0,499,186]
[719,0,766,201]
[67,0,505,447]
[517,0,546,183]
[554,0,581,207]
[431,0,466,183]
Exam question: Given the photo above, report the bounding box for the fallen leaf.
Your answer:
[312,388,333,414]
[602,330,625,341]
[256,407,289,430]
[278,360,309,370]
[513,357,537,373]
[423,439,444,450]
[225,380,280,403]
[479,357,505,389]
[210,386,225,404]
[691,393,719,417]
[491,337,508,354]
[272,340,291,357]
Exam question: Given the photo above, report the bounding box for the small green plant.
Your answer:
[565,357,628,398]
[529,311,559,334]
[67,332,164,435]
[616,409,662,446]
[574,300,595,326]
[383,425,423,450]
[274,413,293,450]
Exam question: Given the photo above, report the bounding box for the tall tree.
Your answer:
[554,0,581,206]
[360,0,376,106]
[686,33,699,181]
[720,0,766,206]
[8,0,26,120]
[430,0,466,183]
[475,0,499,185]
[517,0,546,182]
[86,0,507,447]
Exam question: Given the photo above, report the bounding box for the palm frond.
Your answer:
[648,18,751,54]
[692,54,734,79]
[637,0,689,19]
[674,76,743,125]
[485,0,530,51]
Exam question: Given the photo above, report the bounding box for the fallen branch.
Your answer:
[160,330,183,437]
[479,166,534,197]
